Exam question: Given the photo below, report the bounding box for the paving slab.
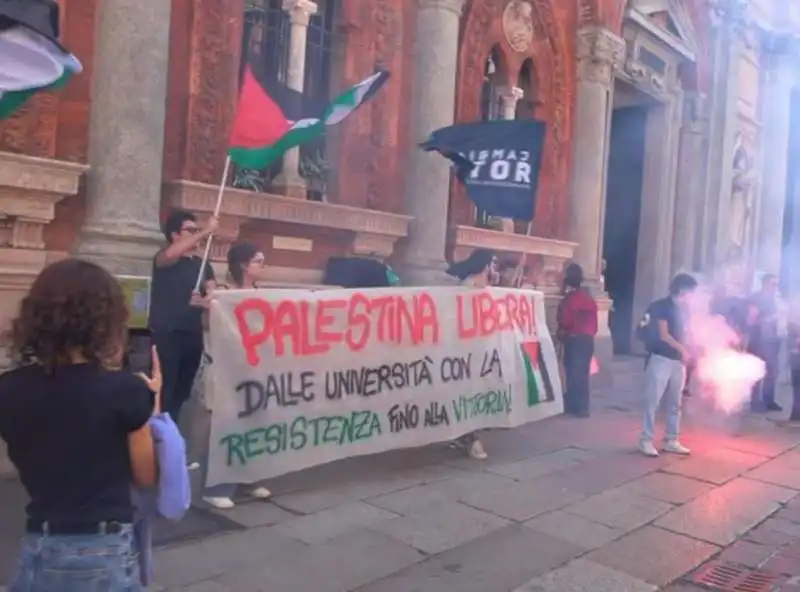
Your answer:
[655,477,797,545]
[273,501,398,544]
[153,526,307,589]
[661,447,769,485]
[563,488,674,531]
[543,452,667,496]
[585,526,719,587]
[208,500,296,529]
[486,447,596,481]
[716,539,781,567]
[619,472,715,504]
[747,458,800,490]
[746,517,800,547]
[213,528,423,592]
[355,525,583,592]
[370,499,510,554]
[459,476,585,522]
[512,558,657,592]
[523,510,624,550]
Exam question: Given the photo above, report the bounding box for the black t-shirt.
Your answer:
[148,254,214,334]
[0,364,153,522]
[649,297,686,361]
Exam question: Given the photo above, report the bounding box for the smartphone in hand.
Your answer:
[124,328,153,375]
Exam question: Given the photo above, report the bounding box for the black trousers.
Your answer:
[563,334,594,416]
[791,367,800,420]
[153,330,204,426]
[750,340,780,408]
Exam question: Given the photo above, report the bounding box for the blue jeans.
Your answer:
[10,524,141,591]
[640,354,685,443]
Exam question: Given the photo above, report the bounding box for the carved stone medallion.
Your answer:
[502,0,534,53]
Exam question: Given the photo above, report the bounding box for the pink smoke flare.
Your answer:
[686,291,765,414]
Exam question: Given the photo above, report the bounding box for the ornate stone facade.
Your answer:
[0,0,796,347]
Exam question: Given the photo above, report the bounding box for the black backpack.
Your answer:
[635,302,660,351]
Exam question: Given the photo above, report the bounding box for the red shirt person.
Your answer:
[557,263,598,417]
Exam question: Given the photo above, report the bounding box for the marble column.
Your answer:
[272,0,317,198]
[400,0,464,284]
[756,37,794,274]
[73,0,170,275]
[568,26,626,279]
[498,86,524,121]
[673,92,708,272]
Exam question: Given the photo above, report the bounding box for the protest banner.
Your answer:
[205,286,563,486]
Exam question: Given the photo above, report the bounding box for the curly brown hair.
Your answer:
[7,258,129,371]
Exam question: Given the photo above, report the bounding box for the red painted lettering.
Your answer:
[234,297,273,366]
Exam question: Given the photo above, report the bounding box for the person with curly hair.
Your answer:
[0,258,160,591]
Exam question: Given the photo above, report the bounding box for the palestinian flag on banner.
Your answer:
[0,0,82,119]
[520,340,556,407]
[228,67,390,170]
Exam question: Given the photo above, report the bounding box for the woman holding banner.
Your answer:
[197,242,272,509]
[446,249,498,460]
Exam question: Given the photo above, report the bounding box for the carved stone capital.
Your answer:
[576,27,626,85]
[498,86,524,109]
[417,0,465,16]
[282,0,318,27]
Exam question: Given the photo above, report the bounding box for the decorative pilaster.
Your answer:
[400,0,465,284]
[756,32,795,274]
[73,0,171,275]
[702,0,746,269]
[272,0,318,199]
[568,26,625,279]
[673,92,708,271]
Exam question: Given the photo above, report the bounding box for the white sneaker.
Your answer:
[639,440,659,457]
[203,496,235,509]
[468,439,488,460]
[250,486,272,500]
[663,440,691,455]
[187,462,200,471]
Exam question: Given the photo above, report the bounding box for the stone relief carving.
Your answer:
[728,132,755,259]
[576,27,626,85]
[502,0,534,53]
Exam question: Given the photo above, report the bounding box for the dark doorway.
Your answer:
[781,89,800,294]
[604,105,648,354]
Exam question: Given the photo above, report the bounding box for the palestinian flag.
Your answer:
[0,0,82,119]
[228,68,390,170]
[520,340,556,407]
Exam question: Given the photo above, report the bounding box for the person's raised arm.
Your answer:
[155,215,219,267]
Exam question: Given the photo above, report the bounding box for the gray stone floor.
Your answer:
[9,356,800,591]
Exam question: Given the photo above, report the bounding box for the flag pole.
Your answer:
[193,155,231,292]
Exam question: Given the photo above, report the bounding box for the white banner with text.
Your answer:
[205,287,563,485]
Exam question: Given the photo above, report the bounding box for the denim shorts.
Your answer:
[9,523,142,592]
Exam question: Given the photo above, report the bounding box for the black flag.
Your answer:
[420,120,546,221]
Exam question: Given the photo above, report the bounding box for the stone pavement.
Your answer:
[131,356,800,591]
[7,356,800,591]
